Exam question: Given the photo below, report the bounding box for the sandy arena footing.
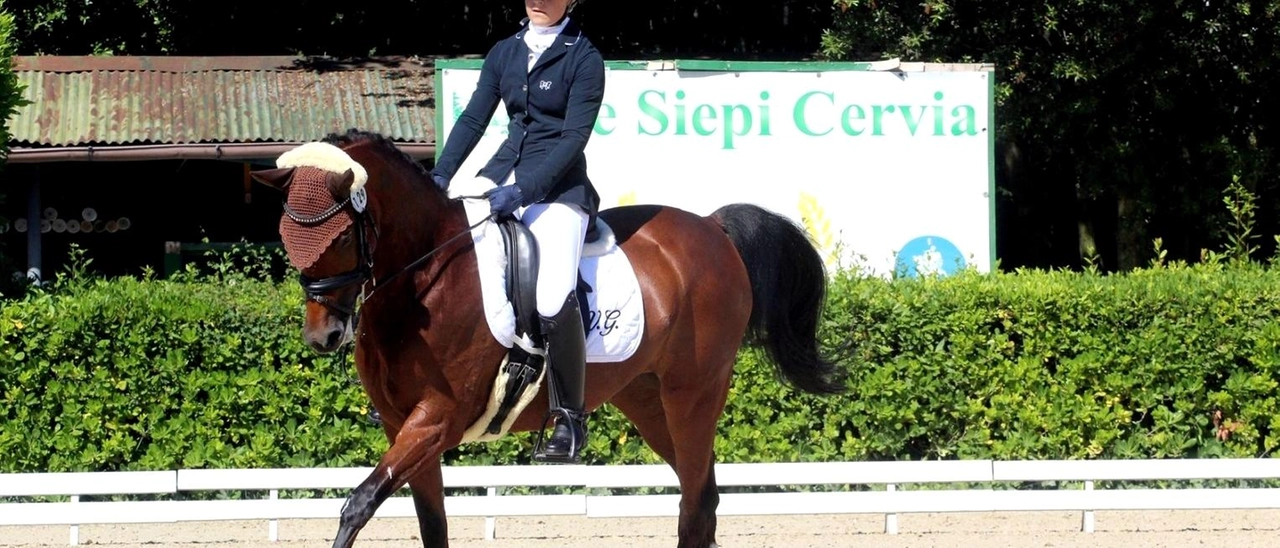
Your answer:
[3,509,1278,547]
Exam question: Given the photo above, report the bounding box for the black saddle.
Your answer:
[498,218,544,347]
[478,215,597,436]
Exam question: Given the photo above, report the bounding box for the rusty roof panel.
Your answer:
[9,56,437,147]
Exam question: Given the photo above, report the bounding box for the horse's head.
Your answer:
[250,142,373,354]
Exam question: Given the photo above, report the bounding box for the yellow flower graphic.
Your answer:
[798,192,837,266]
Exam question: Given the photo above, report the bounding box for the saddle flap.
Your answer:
[498,218,541,343]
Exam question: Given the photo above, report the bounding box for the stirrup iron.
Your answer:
[532,408,586,464]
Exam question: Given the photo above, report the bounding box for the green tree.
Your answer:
[5,0,177,55]
[1,0,33,284]
[820,0,1280,270]
[0,0,27,160]
[5,1,829,58]
[15,0,1280,270]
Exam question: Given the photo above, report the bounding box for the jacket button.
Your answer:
[522,84,528,91]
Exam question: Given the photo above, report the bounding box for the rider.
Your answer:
[429,0,604,464]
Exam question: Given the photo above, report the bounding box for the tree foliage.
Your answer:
[7,1,1280,270]
[5,1,830,59]
[821,0,1280,270]
[1,0,32,280]
[0,0,27,160]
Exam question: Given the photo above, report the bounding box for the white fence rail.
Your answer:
[3,459,1280,545]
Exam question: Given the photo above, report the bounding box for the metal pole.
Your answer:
[7,143,437,163]
[26,166,42,283]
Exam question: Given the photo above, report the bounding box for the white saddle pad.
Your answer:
[449,178,644,363]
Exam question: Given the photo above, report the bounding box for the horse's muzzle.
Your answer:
[303,308,353,353]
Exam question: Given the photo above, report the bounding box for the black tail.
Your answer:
[711,203,847,396]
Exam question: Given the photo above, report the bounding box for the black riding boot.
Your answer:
[533,292,588,464]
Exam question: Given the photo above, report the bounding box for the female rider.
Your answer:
[429,0,604,464]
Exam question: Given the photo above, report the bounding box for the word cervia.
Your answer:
[592,89,982,150]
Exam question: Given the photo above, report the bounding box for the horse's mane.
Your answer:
[321,128,439,195]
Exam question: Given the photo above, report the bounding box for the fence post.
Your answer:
[1081,480,1095,533]
[485,487,497,540]
[68,495,79,546]
[269,489,279,541]
[884,484,899,534]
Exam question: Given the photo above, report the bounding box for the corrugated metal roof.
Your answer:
[8,56,438,147]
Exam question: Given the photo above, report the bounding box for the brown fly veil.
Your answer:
[279,166,354,270]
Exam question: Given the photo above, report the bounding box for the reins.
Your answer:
[302,192,494,416]
[362,199,494,300]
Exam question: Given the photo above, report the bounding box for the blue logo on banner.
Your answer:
[896,236,966,278]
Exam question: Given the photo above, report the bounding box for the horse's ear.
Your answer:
[326,168,356,201]
[250,167,296,191]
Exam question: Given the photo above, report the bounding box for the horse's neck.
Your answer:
[364,158,470,290]
[350,146,491,374]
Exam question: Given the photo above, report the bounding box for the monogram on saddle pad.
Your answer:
[446,176,644,443]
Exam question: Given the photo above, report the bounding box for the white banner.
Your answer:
[435,61,994,278]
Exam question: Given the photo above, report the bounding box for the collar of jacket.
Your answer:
[515,16,582,46]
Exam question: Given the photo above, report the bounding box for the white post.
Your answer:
[68,495,79,546]
[485,487,497,540]
[884,484,899,534]
[1081,480,1095,533]
[269,489,279,541]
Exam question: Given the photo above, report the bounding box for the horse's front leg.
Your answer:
[332,404,452,548]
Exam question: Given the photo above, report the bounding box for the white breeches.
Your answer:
[490,172,589,317]
[517,201,589,318]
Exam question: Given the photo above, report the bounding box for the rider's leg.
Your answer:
[520,201,590,463]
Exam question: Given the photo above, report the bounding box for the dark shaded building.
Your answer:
[2,55,440,281]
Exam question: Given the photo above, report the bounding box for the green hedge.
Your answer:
[814,262,1280,463]
[0,275,386,472]
[3,260,1279,474]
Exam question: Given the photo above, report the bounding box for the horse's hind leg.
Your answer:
[610,373,679,466]
[616,372,732,548]
[408,461,449,547]
[615,373,726,548]
[659,356,734,548]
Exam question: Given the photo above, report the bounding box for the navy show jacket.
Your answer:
[432,17,605,220]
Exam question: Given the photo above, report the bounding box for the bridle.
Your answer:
[281,180,494,408]
[282,184,494,319]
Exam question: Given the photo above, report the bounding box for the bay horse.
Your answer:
[249,128,847,548]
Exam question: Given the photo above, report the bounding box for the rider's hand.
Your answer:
[431,173,450,192]
[483,185,524,217]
